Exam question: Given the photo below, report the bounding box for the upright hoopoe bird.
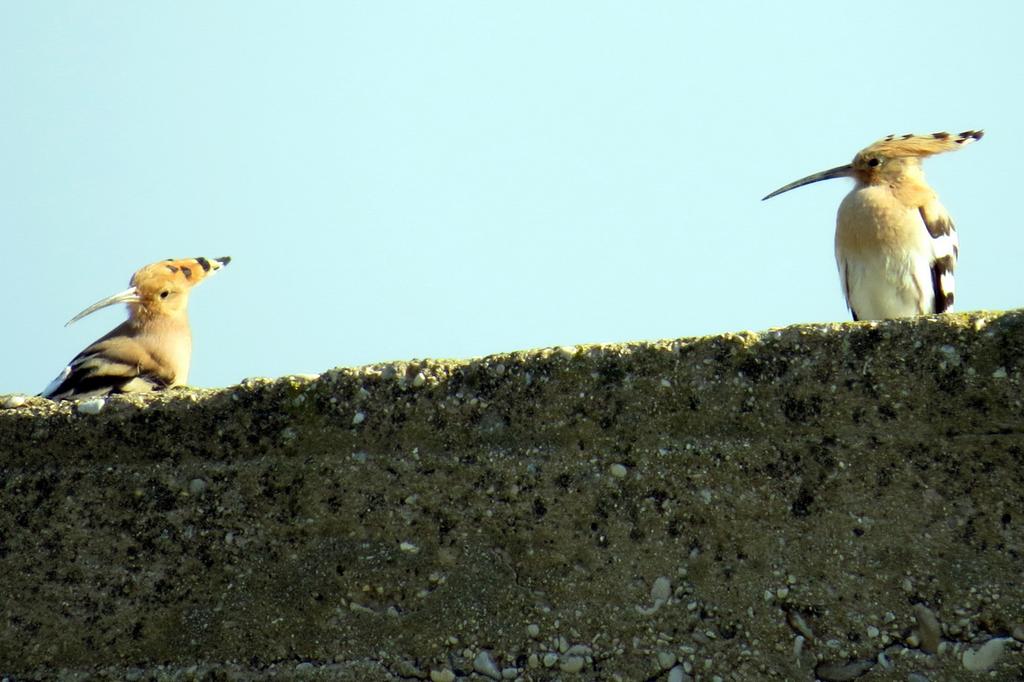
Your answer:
[763,130,982,321]
[41,256,230,400]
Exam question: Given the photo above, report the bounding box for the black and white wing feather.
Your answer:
[40,323,173,401]
[919,202,958,314]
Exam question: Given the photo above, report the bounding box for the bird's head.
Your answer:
[762,130,983,201]
[66,256,231,325]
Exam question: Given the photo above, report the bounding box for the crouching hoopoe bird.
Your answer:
[41,256,230,400]
[763,130,982,321]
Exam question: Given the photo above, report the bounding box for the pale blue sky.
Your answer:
[2,2,1021,394]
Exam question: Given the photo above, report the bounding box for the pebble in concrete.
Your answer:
[0,395,27,409]
[962,637,1010,672]
[792,635,805,660]
[786,610,814,640]
[559,655,585,673]
[913,604,941,653]
[473,650,501,680]
[814,658,874,681]
[668,665,692,682]
[651,576,671,602]
[637,576,672,616]
[77,398,106,415]
[657,651,677,670]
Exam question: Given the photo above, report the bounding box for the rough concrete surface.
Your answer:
[2,311,1024,681]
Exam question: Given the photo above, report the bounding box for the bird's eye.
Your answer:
[160,290,170,299]
[867,158,881,167]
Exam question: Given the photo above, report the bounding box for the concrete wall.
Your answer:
[2,311,1023,681]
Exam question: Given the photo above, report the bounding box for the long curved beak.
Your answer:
[65,287,141,326]
[762,164,854,201]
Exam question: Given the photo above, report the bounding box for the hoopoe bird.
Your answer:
[763,130,982,321]
[41,256,230,400]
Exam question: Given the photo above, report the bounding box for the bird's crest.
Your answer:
[131,256,231,291]
[861,130,983,159]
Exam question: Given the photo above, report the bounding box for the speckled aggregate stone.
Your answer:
[2,311,1024,680]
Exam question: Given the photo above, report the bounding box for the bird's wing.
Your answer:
[40,331,173,401]
[837,259,859,321]
[40,365,73,400]
[918,201,959,314]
